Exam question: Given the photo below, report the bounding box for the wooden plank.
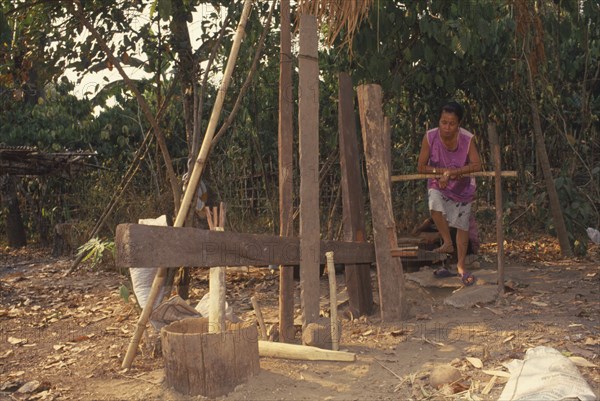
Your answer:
[298,14,320,331]
[116,224,375,268]
[338,72,373,317]
[278,0,295,344]
[487,123,505,295]
[357,84,407,322]
[392,171,517,182]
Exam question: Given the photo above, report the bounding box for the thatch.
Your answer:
[296,0,374,49]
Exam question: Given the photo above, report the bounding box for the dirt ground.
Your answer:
[1,238,599,401]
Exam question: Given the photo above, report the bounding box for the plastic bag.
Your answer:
[499,346,597,401]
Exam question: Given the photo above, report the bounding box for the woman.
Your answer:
[417,101,482,286]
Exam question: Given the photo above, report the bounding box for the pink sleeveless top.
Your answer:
[426,127,476,203]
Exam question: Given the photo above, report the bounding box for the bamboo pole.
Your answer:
[325,251,339,351]
[487,124,505,295]
[391,171,517,182]
[121,0,253,369]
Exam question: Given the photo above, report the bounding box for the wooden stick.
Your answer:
[487,124,505,295]
[391,171,517,182]
[251,296,268,340]
[209,203,226,334]
[121,0,253,370]
[258,341,355,362]
[325,251,339,351]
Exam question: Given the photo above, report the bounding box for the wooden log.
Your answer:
[116,224,375,268]
[338,72,373,317]
[391,171,517,182]
[298,13,320,331]
[325,251,339,351]
[357,84,407,322]
[161,318,260,397]
[278,0,295,344]
[487,123,505,294]
[258,341,355,362]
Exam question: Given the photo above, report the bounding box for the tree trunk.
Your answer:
[170,0,196,156]
[0,175,27,248]
[526,67,573,257]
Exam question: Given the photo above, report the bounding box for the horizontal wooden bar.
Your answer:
[116,224,376,268]
[391,171,517,182]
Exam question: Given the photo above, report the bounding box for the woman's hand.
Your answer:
[438,170,451,189]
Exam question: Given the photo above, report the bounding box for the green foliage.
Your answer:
[76,237,115,269]
[2,0,598,254]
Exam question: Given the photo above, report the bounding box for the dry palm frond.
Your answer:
[296,0,374,50]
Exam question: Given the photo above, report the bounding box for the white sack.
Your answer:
[130,215,168,310]
[499,346,597,401]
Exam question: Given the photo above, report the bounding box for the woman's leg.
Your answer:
[430,210,453,251]
[456,228,469,275]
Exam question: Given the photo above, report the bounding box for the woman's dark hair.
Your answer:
[440,101,464,122]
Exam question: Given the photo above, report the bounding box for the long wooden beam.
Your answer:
[338,72,373,317]
[391,171,517,182]
[116,224,376,269]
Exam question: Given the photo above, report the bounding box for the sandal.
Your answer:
[460,271,476,286]
[433,268,455,278]
[432,243,455,254]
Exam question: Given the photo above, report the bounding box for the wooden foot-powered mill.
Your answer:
[115,0,512,397]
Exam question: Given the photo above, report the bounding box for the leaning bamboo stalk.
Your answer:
[121,0,253,369]
[391,171,517,182]
[325,251,339,351]
[258,341,355,362]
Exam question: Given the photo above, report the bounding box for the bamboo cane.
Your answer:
[391,171,517,182]
[121,0,253,369]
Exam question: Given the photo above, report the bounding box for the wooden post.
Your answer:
[121,0,253,369]
[207,203,226,333]
[487,124,505,295]
[298,14,320,332]
[325,252,339,351]
[357,84,407,322]
[278,0,295,344]
[338,72,373,316]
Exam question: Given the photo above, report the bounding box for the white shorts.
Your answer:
[428,188,471,231]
